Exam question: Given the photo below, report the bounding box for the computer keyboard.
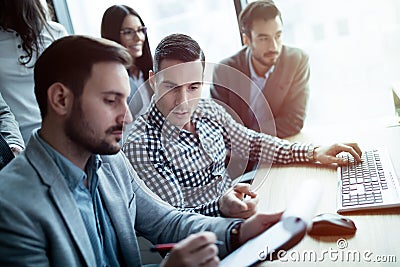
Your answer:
[337,148,400,212]
[340,150,386,207]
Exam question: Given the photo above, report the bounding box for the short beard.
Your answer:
[252,53,275,69]
[65,100,121,155]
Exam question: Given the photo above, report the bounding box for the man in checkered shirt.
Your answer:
[123,33,362,218]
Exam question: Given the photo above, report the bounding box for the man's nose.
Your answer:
[119,102,133,125]
[175,87,188,106]
[270,37,278,50]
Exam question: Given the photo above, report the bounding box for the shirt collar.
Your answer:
[147,100,181,139]
[147,99,206,139]
[34,130,102,191]
[248,55,275,81]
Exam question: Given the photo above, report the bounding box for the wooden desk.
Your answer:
[253,124,400,266]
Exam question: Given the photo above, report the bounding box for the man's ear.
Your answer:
[47,82,73,116]
[149,70,155,92]
[242,33,250,46]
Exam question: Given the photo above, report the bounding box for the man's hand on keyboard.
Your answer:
[314,143,362,165]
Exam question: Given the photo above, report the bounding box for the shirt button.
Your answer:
[17,44,21,49]
[15,33,19,37]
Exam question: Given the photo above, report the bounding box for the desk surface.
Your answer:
[253,123,400,266]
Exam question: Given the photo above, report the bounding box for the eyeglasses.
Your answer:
[120,27,147,39]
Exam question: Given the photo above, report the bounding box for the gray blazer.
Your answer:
[0,132,239,266]
[211,46,310,138]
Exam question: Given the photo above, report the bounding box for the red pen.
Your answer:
[150,240,224,253]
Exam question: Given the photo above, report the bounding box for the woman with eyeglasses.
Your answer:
[101,5,153,121]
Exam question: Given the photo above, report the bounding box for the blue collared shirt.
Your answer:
[36,131,121,267]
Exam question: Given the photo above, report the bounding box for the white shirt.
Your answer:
[128,71,145,104]
[248,57,275,108]
[0,21,68,143]
[248,57,275,128]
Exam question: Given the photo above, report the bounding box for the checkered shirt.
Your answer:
[123,99,313,216]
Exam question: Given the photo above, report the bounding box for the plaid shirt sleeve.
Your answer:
[122,118,223,217]
[206,100,313,164]
[177,197,221,217]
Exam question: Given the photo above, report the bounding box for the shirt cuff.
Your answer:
[206,197,222,217]
[193,198,221,217]
[290,143,314,162]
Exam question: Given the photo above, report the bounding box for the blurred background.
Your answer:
[53,0,400,128]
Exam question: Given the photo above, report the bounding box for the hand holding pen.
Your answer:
[158,232,221,267]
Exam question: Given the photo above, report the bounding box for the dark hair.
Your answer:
[153,33,205,73]
[101,5,152,81]
[34,35,132,118]
[0,0,50,65]
[239,0,282,38]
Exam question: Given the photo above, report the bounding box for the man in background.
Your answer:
[211,0,310,138]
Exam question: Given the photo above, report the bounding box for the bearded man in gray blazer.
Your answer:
[0,35,283,266]
[211,0,310,139]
